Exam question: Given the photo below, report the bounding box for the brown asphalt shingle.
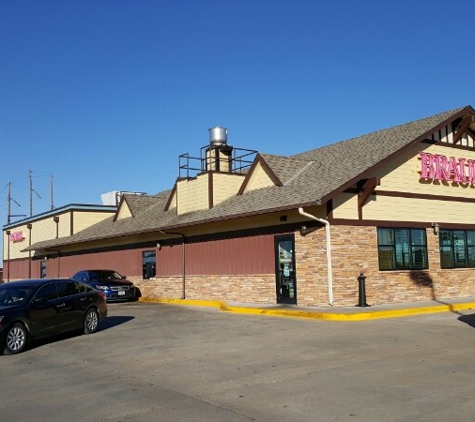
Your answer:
[26,106,472,251]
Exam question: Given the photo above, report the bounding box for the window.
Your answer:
[40,261,47,278]
[440,229,475,269]
[56,280,80,297]
[143,251,156,279]
[35,283,58,301]
[72,271,87,282]
[377,228,428,270]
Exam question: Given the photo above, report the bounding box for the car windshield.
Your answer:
[92,271,124,281]
[0,285,37,305]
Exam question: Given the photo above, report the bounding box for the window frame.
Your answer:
[439,229,475,269]
[377,227,428,271]
[142,250,156,279]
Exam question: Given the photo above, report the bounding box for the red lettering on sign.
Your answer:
[419,152,475,185]
[9,231,25,243]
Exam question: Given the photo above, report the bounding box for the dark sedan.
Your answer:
[71,270,138,302]
[0,278,107,355]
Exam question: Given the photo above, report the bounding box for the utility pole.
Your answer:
[50,174,55,210]
[7,181,25,224]
[29,168,41,217]
[29,169,33,217]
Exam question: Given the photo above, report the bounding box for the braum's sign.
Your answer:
[420,152,475,184]
[9,231,25,243]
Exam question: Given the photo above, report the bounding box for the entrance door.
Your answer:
[275,235,297,304]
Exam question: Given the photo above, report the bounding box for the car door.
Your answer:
[29,282,66,339]
[55,280,89,331]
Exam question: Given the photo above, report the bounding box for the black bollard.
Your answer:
[356,272,370,307]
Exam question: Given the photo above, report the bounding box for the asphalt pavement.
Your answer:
[3,299,475,421]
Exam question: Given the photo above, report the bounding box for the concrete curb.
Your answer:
[139,297,475,321]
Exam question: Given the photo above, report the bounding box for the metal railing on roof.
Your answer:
[178,145,257,179]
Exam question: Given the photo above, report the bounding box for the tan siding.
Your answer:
[244,162,275,192]
[176,174,209,214]
[30,211,73,239]
[331,142,475,223]
[6,224,33,260]
[57,213,72,237]
[367,142,475,223]
[73,211,114,233]
[175,207,326,237]
[4,210,115,261]
[364,196,475,224]
[212,173,245,205]
[332,193,359,219]
[375,143,475,197]
[167,189,177,210]
[115,202,132,221]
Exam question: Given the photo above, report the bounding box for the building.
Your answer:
[4,106,475,307]
[3,204,117,281]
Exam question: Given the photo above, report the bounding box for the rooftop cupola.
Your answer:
[173,127,258,215]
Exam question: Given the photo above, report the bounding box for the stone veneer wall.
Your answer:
[133,224,475,307]
[132,274,276,304]
[296,225,475,307]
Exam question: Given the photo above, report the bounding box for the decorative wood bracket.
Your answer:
[453,115,475,144]
[358,177,380,219]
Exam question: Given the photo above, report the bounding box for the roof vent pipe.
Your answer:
[209,126,228,147]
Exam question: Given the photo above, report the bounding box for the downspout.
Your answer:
[27,223,32,279]
[52,250,61,278]
[6,230,11,282]
[298,207,334,306]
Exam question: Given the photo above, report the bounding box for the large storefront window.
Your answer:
[377,228,428,271]
[440,229,475,269]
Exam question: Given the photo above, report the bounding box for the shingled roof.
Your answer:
[26,105,473,252]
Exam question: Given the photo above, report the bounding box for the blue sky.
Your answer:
[1,0,474,231]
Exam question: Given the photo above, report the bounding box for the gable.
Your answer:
[242,161,276,192]
[332,119,475,223]
[115,200,132,221]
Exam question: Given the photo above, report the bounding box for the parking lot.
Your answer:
[2,301,475,421]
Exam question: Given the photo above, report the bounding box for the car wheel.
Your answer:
[4,323,28,355]
[84,308,99,334]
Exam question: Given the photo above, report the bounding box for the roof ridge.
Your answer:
[293,106,467,158]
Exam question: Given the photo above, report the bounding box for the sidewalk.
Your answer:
[140,296,475,321]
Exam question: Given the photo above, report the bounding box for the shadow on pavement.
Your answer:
[98,315,134,331]
[26,315,135,353]
[458,313,475,328]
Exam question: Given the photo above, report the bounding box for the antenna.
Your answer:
[7,181,26,224]
[29,168,41,217]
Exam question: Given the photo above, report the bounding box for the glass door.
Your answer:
[275,235,297,304]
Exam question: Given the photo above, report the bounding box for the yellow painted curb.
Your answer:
[139,297,475,321]
[139,297,225,309]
